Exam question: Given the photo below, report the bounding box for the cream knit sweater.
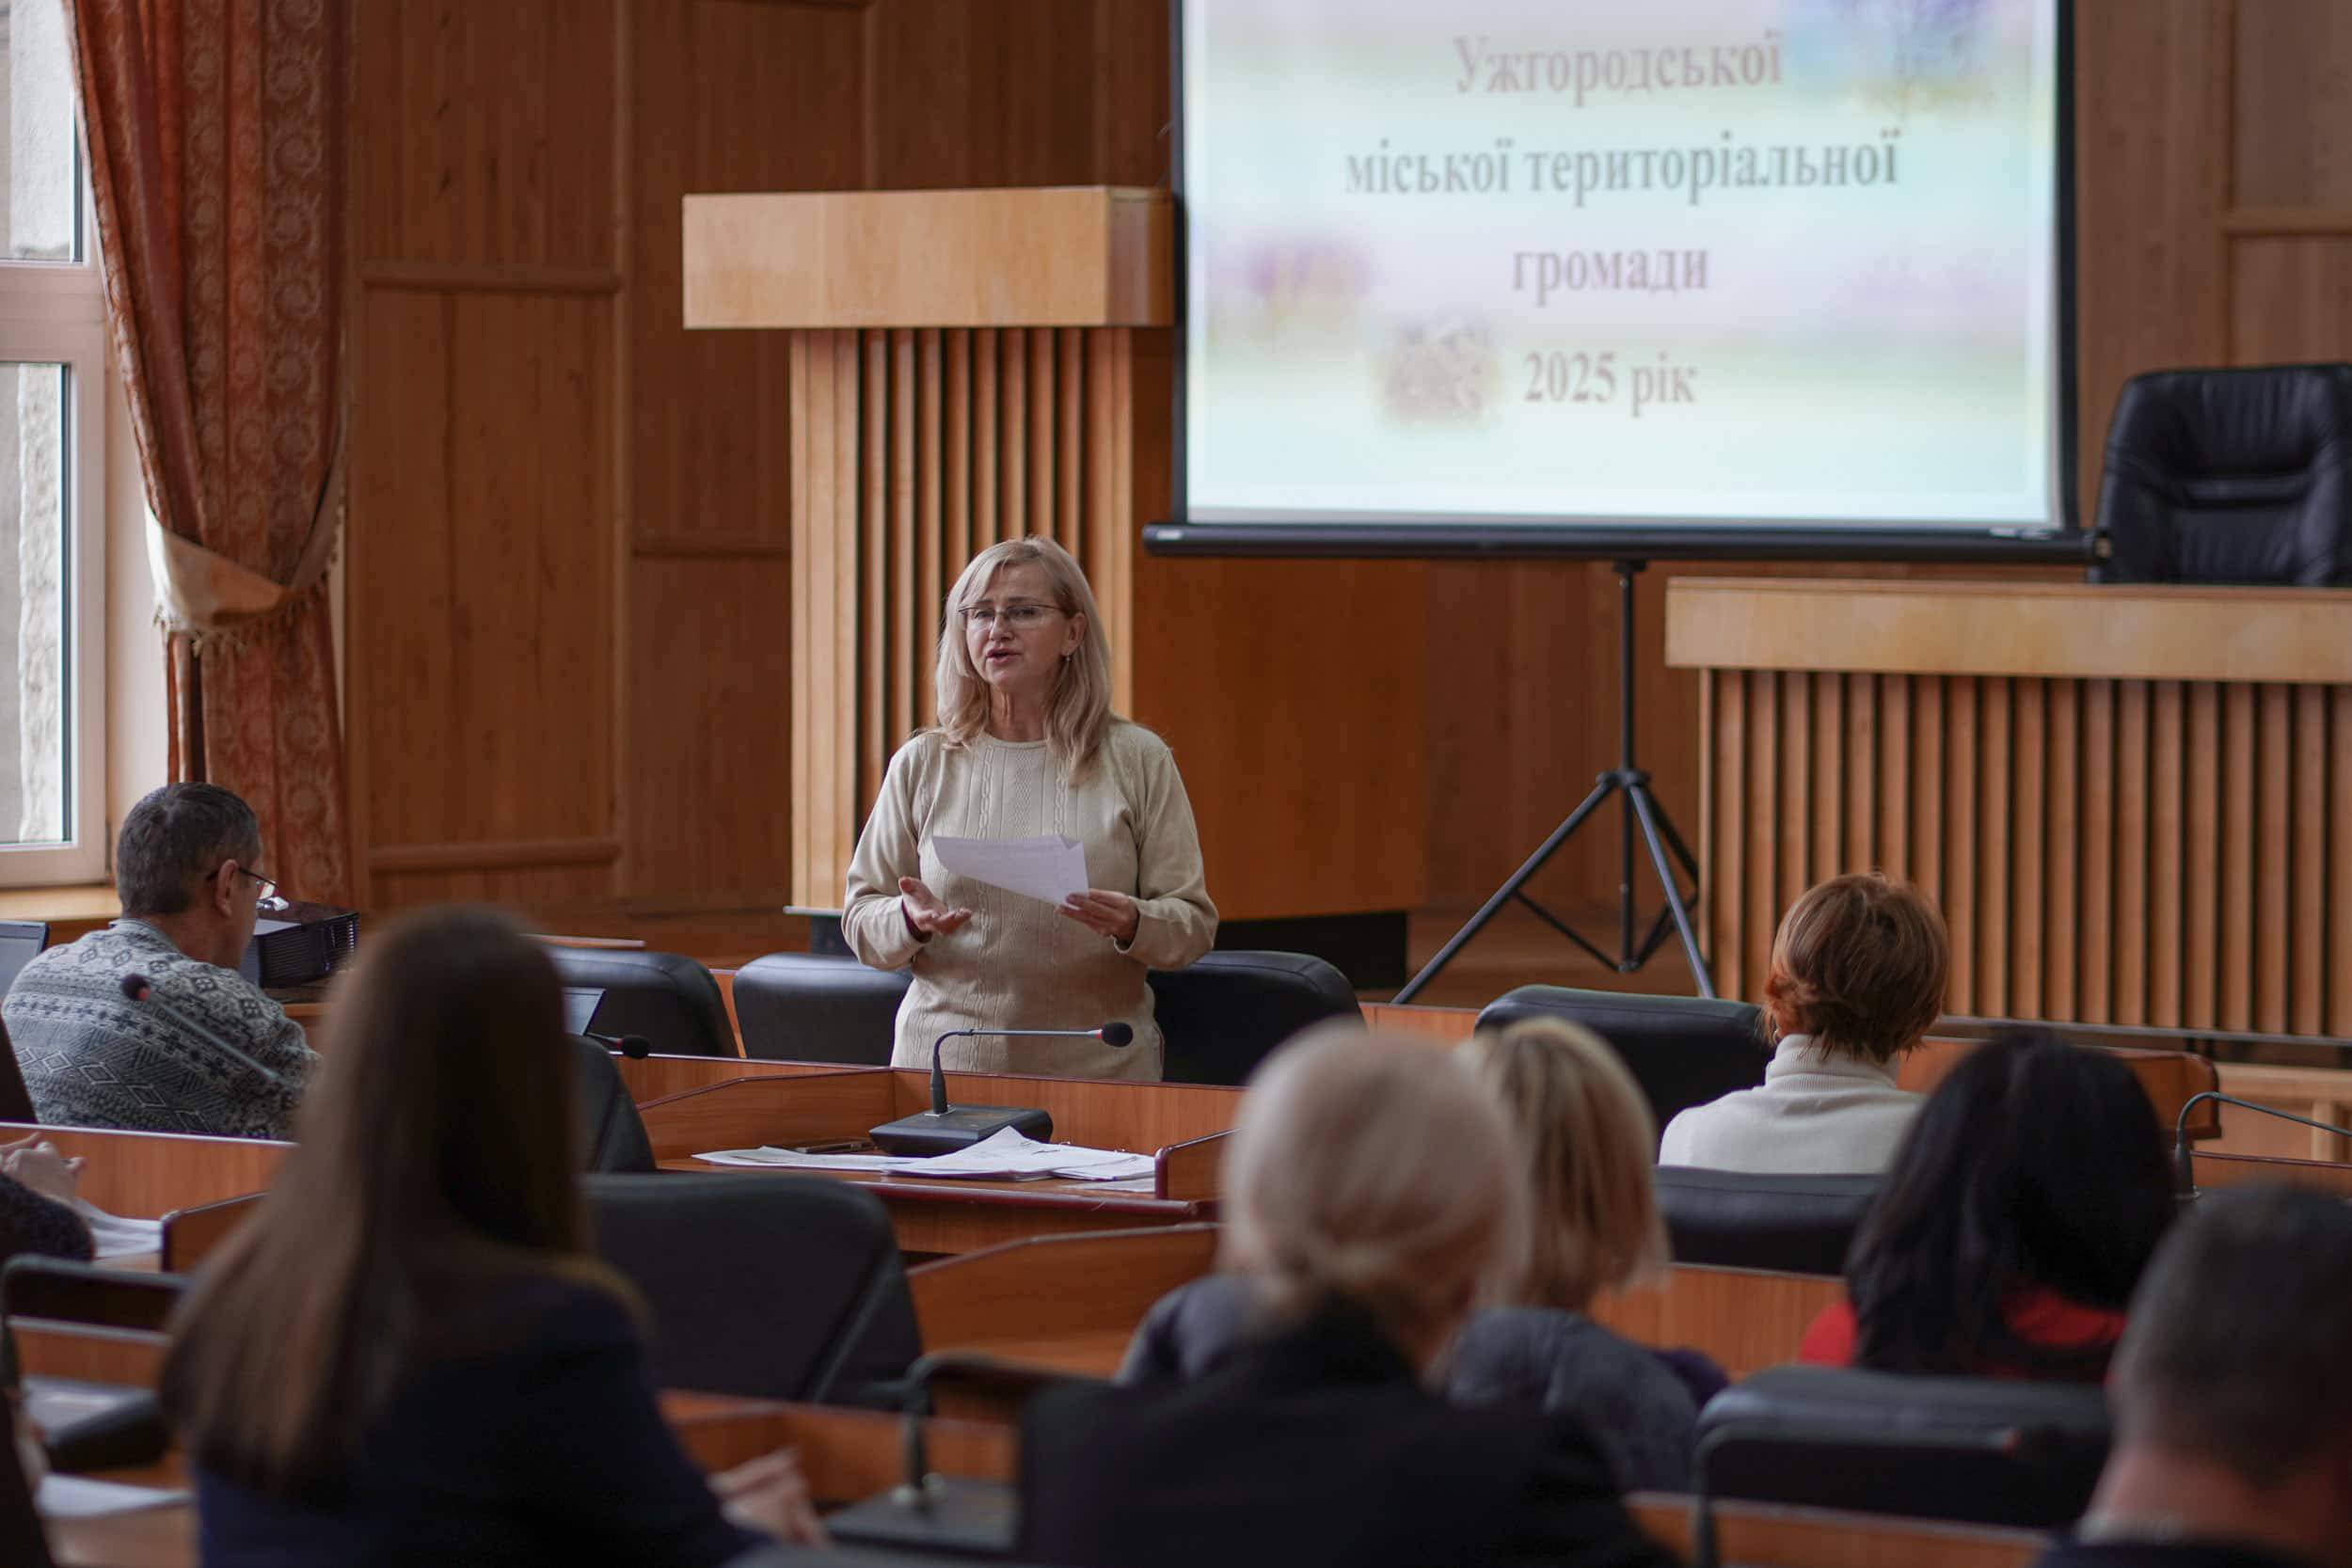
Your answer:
[842,722,1217,1080]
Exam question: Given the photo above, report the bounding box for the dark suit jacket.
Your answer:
[1020,1298,1677,1568]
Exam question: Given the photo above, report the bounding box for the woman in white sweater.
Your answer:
[842,537,1217,1080]
[1658,872,1949,1175]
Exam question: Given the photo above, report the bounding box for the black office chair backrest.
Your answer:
[1696,1366,2110,1528]
[1652,1167,1878,1276]
[1149,951,1361,1086]
[0,1016,34,1125]
[0,921,43,1002]
[567,1035,654,1173]
[2093,362,2352,585]
[583,1173,918,1406]
[545,948,736,1058]
[1475,987,1766,1147]
[731,952,911,1066]
[0,1357,52,1567]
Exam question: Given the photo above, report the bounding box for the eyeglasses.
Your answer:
[231,865,285,911]
[959,601,1063,630]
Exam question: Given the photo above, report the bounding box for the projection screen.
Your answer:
[1157,0,2081,560]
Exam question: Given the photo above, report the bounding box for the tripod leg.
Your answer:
[1393,775,1619,1004]
[1628,783,1717,999]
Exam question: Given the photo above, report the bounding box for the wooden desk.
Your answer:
[1590,1264,1844,1381]
[46,1393,983,1568]
[0,1123,286,1218]
[906,1224,1220,1385]
[635,1069,1238,1254]
[1667,578,2352,1039]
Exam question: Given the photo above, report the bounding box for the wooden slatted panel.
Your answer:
[2010,680,2045,1021]
[786,326,1144,905]
[1945,677,1979,1016]
[2113,681,2149,1027]
[1978,679,2011,1016]
[2291,685,2327,1036]
[1694,663,2352,1037]
[2147,682,2185,1026]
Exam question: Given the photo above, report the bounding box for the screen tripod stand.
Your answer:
[1394,560,1716,1003]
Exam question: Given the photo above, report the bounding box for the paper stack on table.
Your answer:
[693,1126,1154,1182]
[932,833,1089,905]
[37,1474,190,1519]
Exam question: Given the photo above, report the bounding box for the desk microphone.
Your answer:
[2171,1090,2352,1196]
[119,973,291,1087]
[869,1022,1135,1156]
[582,1030,655,1060]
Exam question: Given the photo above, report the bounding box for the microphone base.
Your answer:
[868,1104,1055,1157]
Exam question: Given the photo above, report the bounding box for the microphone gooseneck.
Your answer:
[923,1022,1140,1116]
[118,971,286,1086]
[2171,1090,2352,1195]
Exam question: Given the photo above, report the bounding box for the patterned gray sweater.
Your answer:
[2,919,316,1138]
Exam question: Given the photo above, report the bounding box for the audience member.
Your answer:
[2035,1186,2352,1568]
[1660,872,1947,1173]
[162,906,821,1567]
[1120,1020,1709,1491]
[1028,1027,1672,1568]
[1802,1028,2174,1379]
[1443,1017,1706,1489]
[0,1133,90,1266]
[4,784,314,1138]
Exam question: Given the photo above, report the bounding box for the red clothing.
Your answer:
[1798,1289,2127,1378]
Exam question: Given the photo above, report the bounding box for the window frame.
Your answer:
[0,228,110,887]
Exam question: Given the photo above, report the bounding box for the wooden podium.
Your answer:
[684,188,1171,908]
[1666,578,2352,1037]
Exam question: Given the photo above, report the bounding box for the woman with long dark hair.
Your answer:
[163,906,819,1565]
[1801,1027,2176,1379]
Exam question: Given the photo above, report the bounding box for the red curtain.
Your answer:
[67,0,352,904]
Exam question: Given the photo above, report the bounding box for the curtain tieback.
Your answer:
[145,456,342,645]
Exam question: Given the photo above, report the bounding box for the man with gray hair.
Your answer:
[4,784,315,1138]
[2036,1186,2352,1568]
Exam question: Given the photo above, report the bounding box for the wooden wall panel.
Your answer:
[355,0,620,269]
[2233,0,2352,209]
[1703,668,2352,1035]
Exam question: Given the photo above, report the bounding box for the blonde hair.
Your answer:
[1764,872,1950,1064]
[1220,1024,1526,1358]
[1460,1019,1669,1312]
[933,537,1115,778]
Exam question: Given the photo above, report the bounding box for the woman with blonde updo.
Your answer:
[1026,1028,1670,1568]
[1659,871,1950,1174]
[841,536,1216,1081]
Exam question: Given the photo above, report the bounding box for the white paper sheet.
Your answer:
[36,1474,189,1519]
[694,1128,1155,1182]
[932,833,1089,906]
[75,1199,163,1260]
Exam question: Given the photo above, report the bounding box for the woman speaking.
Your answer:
[843,538,1216,1081]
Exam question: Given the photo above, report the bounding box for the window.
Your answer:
[0,0,107,887]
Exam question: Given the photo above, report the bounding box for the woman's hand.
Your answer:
[898,877,974,940]
[1060,889,1141,944]
[714,1448,830,1546]
[0,1134,83,1208]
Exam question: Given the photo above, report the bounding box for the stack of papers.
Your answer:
[694,1126,1155,1182]
[37,1474,189,1519]
[76,1199,163,1259]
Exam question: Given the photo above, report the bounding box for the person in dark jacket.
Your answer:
[161,907,820,1568]
[1120,1018,1709,1491]
[2032,1187,2352,1568]
[0,1134,91,1266]
[1024,1027,1673,1568]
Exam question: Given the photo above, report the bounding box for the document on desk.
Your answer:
[694,1128,1154,1182]
[931,833,1089,905]
[37,1475,190,1518]
[75,1199,163,1259]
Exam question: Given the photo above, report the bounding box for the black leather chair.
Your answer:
[545,948,736,1058]
[1652,1167,1877,1275]
[567,1035,654,1173]
[0,1357,52,1567]
[732,952,911,1065]
[2093,362,2352,585]
[584,1173,919,1407]
[1150,951,1360,1085]
[1474,987,1766,1145]
[1695,1366,2110,1528]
